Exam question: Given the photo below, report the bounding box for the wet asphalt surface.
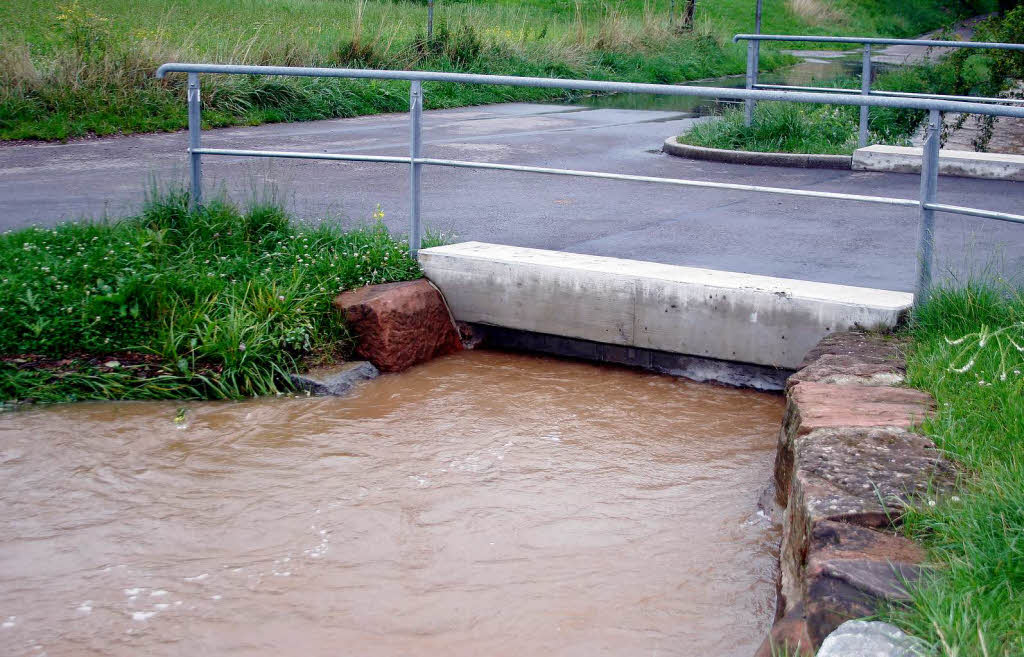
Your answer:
[1,102,1021,291]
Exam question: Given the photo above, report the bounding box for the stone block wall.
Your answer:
[755,332,956,656]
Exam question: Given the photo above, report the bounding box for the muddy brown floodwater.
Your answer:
[0,351,784,657]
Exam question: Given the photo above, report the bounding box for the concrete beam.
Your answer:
[852,144,1024,181]
[418,242,913,369]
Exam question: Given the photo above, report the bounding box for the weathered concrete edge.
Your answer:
[852,144,1024,181]
[663,136,853,170]
[465,323,793,391]
[419,242,913,370]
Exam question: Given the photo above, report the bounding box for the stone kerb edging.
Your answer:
[754,332,956,657]
[662,137,853,170]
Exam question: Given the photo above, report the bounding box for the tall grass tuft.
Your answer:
[787,0,847,27]
[0,0,977,141]
[0,191,425,403]
[882,282,1024,657]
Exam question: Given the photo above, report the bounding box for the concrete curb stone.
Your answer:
[662,137,853,170]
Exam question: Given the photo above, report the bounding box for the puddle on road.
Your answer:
[0,350,784,656]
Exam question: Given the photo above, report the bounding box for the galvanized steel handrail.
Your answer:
[154,64,1024,118]
[752,83,1024,105]
[157,63,1024,305]
[732,33,1024,145]
[733,34,1024,50]
[192,147,921,207]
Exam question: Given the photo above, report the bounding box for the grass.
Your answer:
[677,3,1021,156]
[881,283,1024,657]
[677,60,975,155]
[0,191,431,404]
[0,0,990,141]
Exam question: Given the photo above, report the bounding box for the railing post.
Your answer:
[409,80,423,257]
[427,0,434,41]
[859,44,871,147]
[187,72,202,210]
[745,40,757,126]
[915,109,941,306]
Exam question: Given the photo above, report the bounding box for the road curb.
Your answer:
[662,137,853,170]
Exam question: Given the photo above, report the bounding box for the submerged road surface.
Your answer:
[1,103,1022,291]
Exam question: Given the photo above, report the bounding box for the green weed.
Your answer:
[0,0,988,141]
[882,282,1024,657]
[677,61,966,155]
[0,192,424,403]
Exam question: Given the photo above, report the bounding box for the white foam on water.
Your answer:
[184,573,208,582]
[211,595,222,601]
[76,601,93,613]
[131,611,156,622]
[2,615,16,628]
[124,588,143,596]
[150,590,168,597]
[154,604,170,610]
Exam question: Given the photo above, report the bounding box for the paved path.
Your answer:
[2,103,1022,291]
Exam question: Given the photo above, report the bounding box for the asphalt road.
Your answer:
[2,102,1022,292]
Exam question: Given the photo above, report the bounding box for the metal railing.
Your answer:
[155,63,1024,304]
[734,33,1024,147]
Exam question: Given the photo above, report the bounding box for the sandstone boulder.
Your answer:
[787,354,906,390]
[776,382,935,501]
[334,279,462,372]
[803,522,928,646]
[799,332,906,370]
[779,425,953,615]
[754,604,815,657]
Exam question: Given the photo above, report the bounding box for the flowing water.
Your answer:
[0,351,784,657]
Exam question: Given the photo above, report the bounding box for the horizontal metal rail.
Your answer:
[155,63,1024,119]
[193,147,921,207]
[734,34,1024,50]
[193,148,410,164]
[198,147,1024,224]
[926,202,1024,225]
[754,83,1024,106]
[162,62,1024,305]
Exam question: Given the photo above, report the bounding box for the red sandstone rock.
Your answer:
[778,425,954,616]
[805,558,922,647]
[809,521,925,570]
[803,523,927,647]
[775,383,935,501]
[334,279,462,372]
[786,354,906,390]
[798,332,907,370]
[754,604,815,657]
[787,382,934,438]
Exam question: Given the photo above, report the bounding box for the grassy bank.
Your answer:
[0,193,425,404]
[883,284,1023,656]
[0,0,988,141]
[678,5,1018,156]
[677,61,968,155]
